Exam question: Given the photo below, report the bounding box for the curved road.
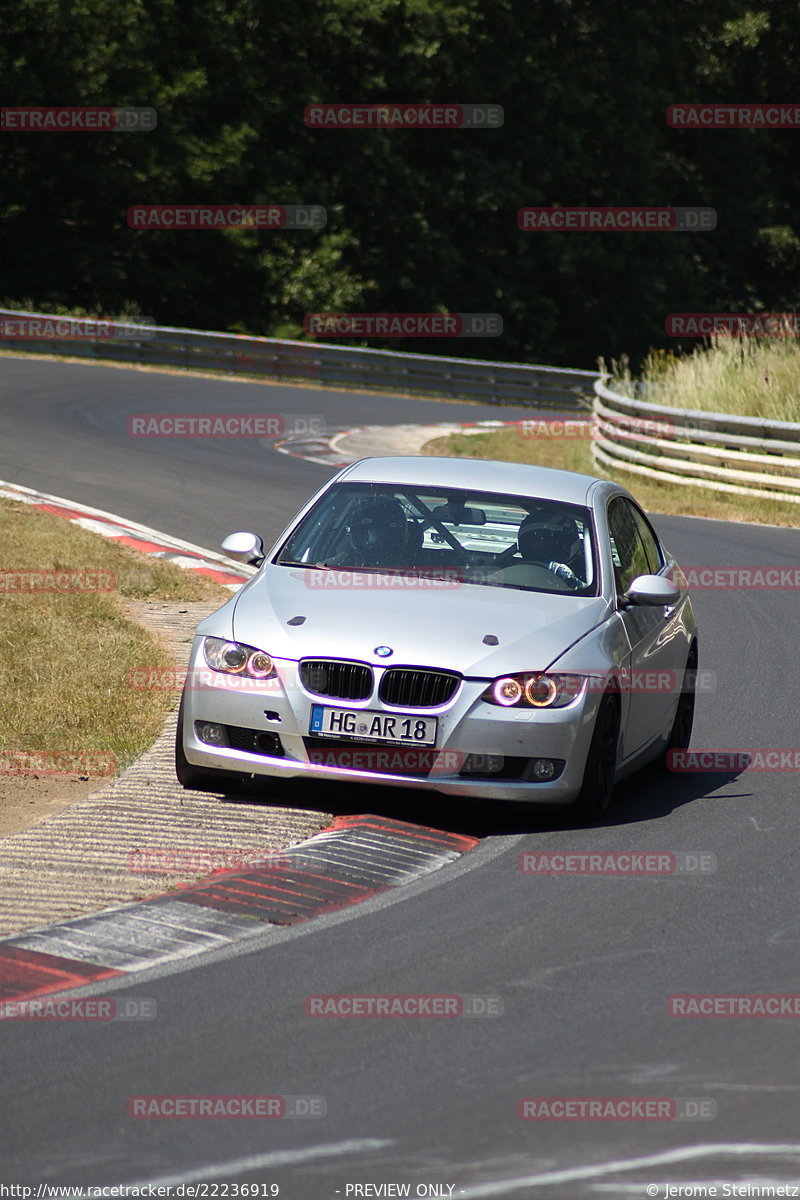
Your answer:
[1,355,799,1196]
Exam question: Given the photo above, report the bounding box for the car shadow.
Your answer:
[218,763,750,840]
[604,764,750,829]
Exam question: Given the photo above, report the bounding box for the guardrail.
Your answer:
[0,308,596,409]
[592,378,800,505]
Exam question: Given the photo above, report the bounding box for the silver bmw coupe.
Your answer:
[176,456,697,819]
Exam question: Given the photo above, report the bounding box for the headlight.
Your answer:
[203,636,275,679]
[492,677,524,707]
[525,675,559,707]
[482,672,586,709]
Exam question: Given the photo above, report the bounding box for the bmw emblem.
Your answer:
[374,645,393,658]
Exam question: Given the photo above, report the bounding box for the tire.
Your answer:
[660,645,697,768]
[174,692,248,794]
[572,692,620,823]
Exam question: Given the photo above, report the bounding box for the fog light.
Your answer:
[197,721,228,747]
[531,758,556,780]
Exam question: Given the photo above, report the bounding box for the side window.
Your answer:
[607,498,649,593]
[629,504,663,574]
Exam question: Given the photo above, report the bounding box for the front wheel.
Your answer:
[174,692,248,794]
[572,693,620,823]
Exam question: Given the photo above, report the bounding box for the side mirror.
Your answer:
[624,574,681,607]
[221,531,265,566]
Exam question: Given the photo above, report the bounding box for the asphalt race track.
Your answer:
[2,356,799,1196]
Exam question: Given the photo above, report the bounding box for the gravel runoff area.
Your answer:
[0,599,331,936]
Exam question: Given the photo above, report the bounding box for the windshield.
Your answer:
[276,482,598,596]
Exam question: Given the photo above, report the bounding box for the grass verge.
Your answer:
[0,496,230,774]
[422,428,800,528]
[610,333,800,422]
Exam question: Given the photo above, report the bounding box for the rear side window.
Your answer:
[629,504,664,574]
[607,497,650,593]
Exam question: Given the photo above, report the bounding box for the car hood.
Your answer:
[229,565,610,676]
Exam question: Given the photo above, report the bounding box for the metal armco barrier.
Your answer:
[0,308,596,409]
[593,378,800,504]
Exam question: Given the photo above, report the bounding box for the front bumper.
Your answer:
[179,639,601,804]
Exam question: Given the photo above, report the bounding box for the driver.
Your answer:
[344,496,422,567]
[517,516,584,587]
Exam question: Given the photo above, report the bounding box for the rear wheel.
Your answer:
[174,693,249,794]
[660,645,697,767]
[572,693,620,823]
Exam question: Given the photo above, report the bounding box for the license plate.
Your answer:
[309,705,438,747]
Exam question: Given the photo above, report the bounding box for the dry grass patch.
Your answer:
[611,333,800,423]
[0,497,230,773]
